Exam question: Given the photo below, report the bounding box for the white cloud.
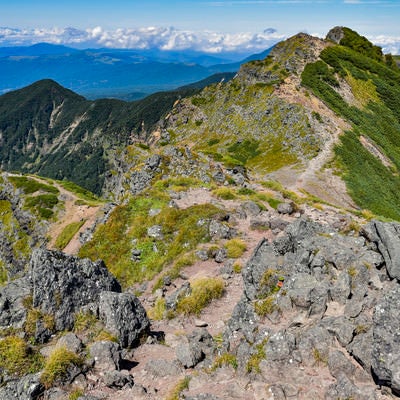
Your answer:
[0,25,284,53]
[0,25,399,55]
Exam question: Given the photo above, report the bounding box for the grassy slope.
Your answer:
[302,31,400,220]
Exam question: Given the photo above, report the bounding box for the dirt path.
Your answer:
[28,176,101,255]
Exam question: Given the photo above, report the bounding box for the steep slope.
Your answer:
[0,80,200,194]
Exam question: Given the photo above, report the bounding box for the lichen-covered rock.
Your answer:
[89,340,122,371]
[98,291,150,348]
[0,373,44,400]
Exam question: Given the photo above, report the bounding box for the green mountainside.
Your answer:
[3,27,400,399]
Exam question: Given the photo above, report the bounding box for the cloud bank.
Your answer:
[0,26,399,54]
[0,26,285,54]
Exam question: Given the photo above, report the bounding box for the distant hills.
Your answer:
[0,43,271,99]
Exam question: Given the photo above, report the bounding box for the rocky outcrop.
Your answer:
[30,249,121,333]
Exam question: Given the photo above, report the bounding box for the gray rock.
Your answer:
[242,239,279,301]
[241,201,261,217]
[0,373,44,400]
[0,275,31,331]
[347,330,373,373]
[184,395,222,400]
[226,299,258,343]
[269,217,289,232]
[145,155,161,170]
[177,327,215,369]
[147,225,163,240]
[372,286,400,393]
[265,330,296,362]
[196,250,209,261]
[102,370,134,388]
[209,220,234,240]
[322,316,354,347]
[330,271,351,304]
[30,249,121,336]
[362,220,400,280]
[277,202,294,215]
[328,350,356,379]
[176,342,204,368]
[56,333,82,354]
[89,340,121,371]
[325,374,376,400]
[286,273,318,309]
[98,291,150,348]
[214,248,227,263]
[165,282,191,311]
[145,359,182,377]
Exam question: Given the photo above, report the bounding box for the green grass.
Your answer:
[166,376,191,400]
[0,336,44,376]
[176,277,225,316]
[55,220,86,250]
[56,180,102,204]
[212,187,237,200]
[224,238,247,258]
[40,347,83,388]
[246,340,267,374]
[302,41,400,220]
[79,188,221,287]
[211,353,238,371]
[8,175,59,194]
[23,193,59,219]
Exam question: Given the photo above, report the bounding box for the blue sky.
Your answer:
[1,0,399,53]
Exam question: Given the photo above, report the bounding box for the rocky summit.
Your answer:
[1,26,400,399]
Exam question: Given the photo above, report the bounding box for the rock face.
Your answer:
[362,220,400,280]
[98,291,150,348]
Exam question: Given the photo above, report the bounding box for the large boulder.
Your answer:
[30,249,121,333]
[98,291,150,348]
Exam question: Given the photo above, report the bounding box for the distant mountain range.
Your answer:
[0,43,271,99]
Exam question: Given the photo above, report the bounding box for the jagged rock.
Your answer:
[277,202,294,215]
[41,388,69,400]
[145,154,161,171]
[184,395,222,400]
[0,373,44,400]
[89,340,122,371]
[371,286,400,393]
[30,249,121,335]
[362,220,400,280]
[286,273,318,309]
[226,299,258,343]
[176,328,214,368]
[269,217,289,232]
[145,359,182,377]
[326,26,345,43]
[98,291,150,348]
[165,282,191,310]
[242,238,279,301]
[129,170,154,195]
[0,276,31,331]
[102,370,134,388]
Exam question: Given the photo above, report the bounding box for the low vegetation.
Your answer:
[176,277,225,316]
[55,220,86,250]
[40,347,83,388]
[0,336,43,376]
[224,238,247,258]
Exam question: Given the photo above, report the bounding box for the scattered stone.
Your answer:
[196,249,209,261]
[89,340,121,371]
[147,225,163,240]
[277,202,294,215]
[56,333,83,354]
[195,319,208,327]
[102,370,134,389]
[241,201,261,217]
[145,359,182,377]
